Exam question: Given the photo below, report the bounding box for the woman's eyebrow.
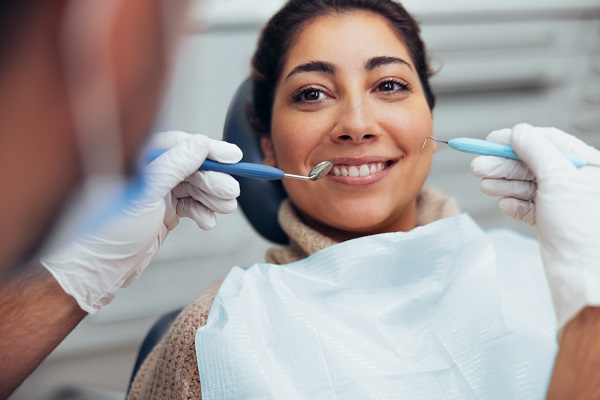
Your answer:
[364,56,413,72]
[285,61,337,81]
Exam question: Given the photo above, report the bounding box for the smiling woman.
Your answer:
[259,10,437,241]
[127,1,557,399]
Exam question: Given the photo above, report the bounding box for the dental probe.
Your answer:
[423,137,600,168]
[147,150,333,181]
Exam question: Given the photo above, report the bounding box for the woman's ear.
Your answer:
[260,136,277,167]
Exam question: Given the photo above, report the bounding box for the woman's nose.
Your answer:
[330,99,381,143]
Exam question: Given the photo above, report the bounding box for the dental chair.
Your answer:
[128,78,287,388]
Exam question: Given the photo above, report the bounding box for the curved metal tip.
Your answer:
[421,136,448,150]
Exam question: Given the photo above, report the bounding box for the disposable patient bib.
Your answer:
[196,214,557,399]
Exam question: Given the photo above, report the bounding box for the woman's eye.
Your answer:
[303,90,322,101]
[377,80,409,93]
[293,88,326,103]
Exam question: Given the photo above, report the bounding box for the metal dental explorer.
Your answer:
[422,136,600,168]
[147,150,333,181]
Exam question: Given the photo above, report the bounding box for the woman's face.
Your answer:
[265,11,435,241]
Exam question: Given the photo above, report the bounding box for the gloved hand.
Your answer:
[470,123,600,329]
[41,131,242,313]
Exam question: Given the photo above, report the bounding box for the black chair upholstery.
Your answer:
[129,78,288,387]
[222,78,288,244]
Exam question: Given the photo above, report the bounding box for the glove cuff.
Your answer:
[40,260,100,314]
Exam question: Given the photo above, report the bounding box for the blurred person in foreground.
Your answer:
[0,0,245,397]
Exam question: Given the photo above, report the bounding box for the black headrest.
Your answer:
[222,78,289,244]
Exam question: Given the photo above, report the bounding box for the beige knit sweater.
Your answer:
[127,187,460,400]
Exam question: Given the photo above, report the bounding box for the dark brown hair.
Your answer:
[249,0,436,135]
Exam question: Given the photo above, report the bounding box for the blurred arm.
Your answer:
[0,265,86,399]
[547,307,600,399]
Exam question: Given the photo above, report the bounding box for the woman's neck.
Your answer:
[296,201,418,243]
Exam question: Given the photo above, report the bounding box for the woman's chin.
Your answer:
[308,215,416,242]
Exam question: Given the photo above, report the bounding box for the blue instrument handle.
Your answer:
[448,138,587,168]
[146,150,285,180]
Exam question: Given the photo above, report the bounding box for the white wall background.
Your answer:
[11,1,600,399]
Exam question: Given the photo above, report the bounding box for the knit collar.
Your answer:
[266,186,461,265]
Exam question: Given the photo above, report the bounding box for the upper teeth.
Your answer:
[332,162,385,177]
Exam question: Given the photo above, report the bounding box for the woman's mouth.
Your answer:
[331,161,393,177]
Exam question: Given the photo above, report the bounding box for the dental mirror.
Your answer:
[284,161,333,181]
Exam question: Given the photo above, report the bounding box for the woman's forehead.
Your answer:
[282,11,414,74]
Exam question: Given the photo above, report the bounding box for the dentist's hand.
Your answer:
[41,131,242,313]
[470,123,600,329]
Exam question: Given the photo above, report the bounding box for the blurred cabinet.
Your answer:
[421,12,600,232]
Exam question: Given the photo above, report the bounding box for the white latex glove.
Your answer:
[470,123,600,329]
[41,131,242,313]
